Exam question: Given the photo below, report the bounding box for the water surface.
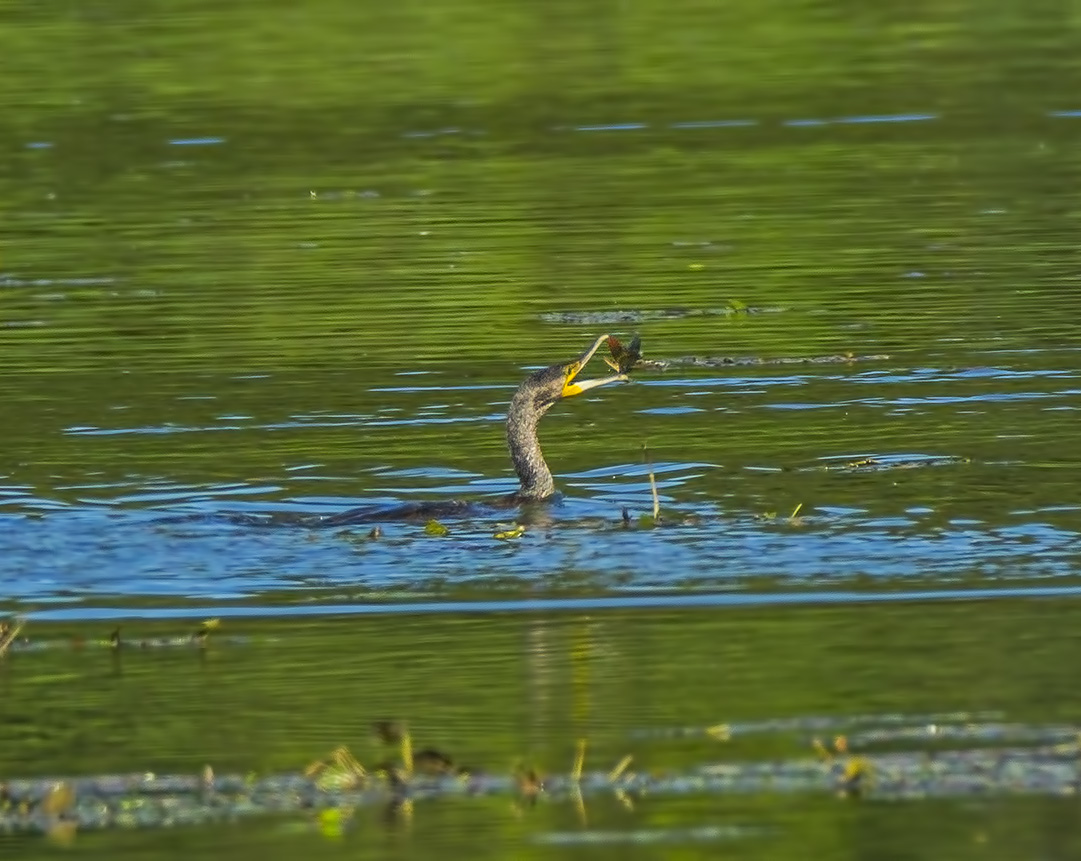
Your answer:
[3,0,1081,856]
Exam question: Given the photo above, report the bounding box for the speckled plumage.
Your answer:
[505,363,568,500]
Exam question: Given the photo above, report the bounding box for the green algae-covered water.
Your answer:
[5,601,1081,859]
[3,0,1081,857]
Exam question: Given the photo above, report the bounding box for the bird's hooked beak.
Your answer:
[561,334,629,398]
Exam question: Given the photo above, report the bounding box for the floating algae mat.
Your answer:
[0,618,266,656]
[4,712,1081,838]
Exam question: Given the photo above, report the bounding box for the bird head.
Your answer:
[519,335,629,416]
[560,334,630,398]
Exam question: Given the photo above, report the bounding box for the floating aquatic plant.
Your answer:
[4,712,1080,839]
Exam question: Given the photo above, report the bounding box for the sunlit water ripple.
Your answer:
[3,354,1079,611]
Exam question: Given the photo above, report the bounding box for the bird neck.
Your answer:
[506,392,555,500]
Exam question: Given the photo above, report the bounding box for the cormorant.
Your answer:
[321,334,629,524]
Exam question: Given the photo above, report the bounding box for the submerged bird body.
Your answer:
[322,335,628,524]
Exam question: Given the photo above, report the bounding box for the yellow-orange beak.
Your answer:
[560,334,629,398]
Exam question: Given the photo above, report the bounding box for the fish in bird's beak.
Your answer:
[603,334,642,374]
[561,334,630,398]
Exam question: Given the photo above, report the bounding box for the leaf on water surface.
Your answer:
[812,735,849,762]
[838,756,871,798]
[705,724,731,742]
[306,745,368,792]
[424,519,449,536]
[317,808,349,840]
[191,618,220,648]
[494,525,525,540]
